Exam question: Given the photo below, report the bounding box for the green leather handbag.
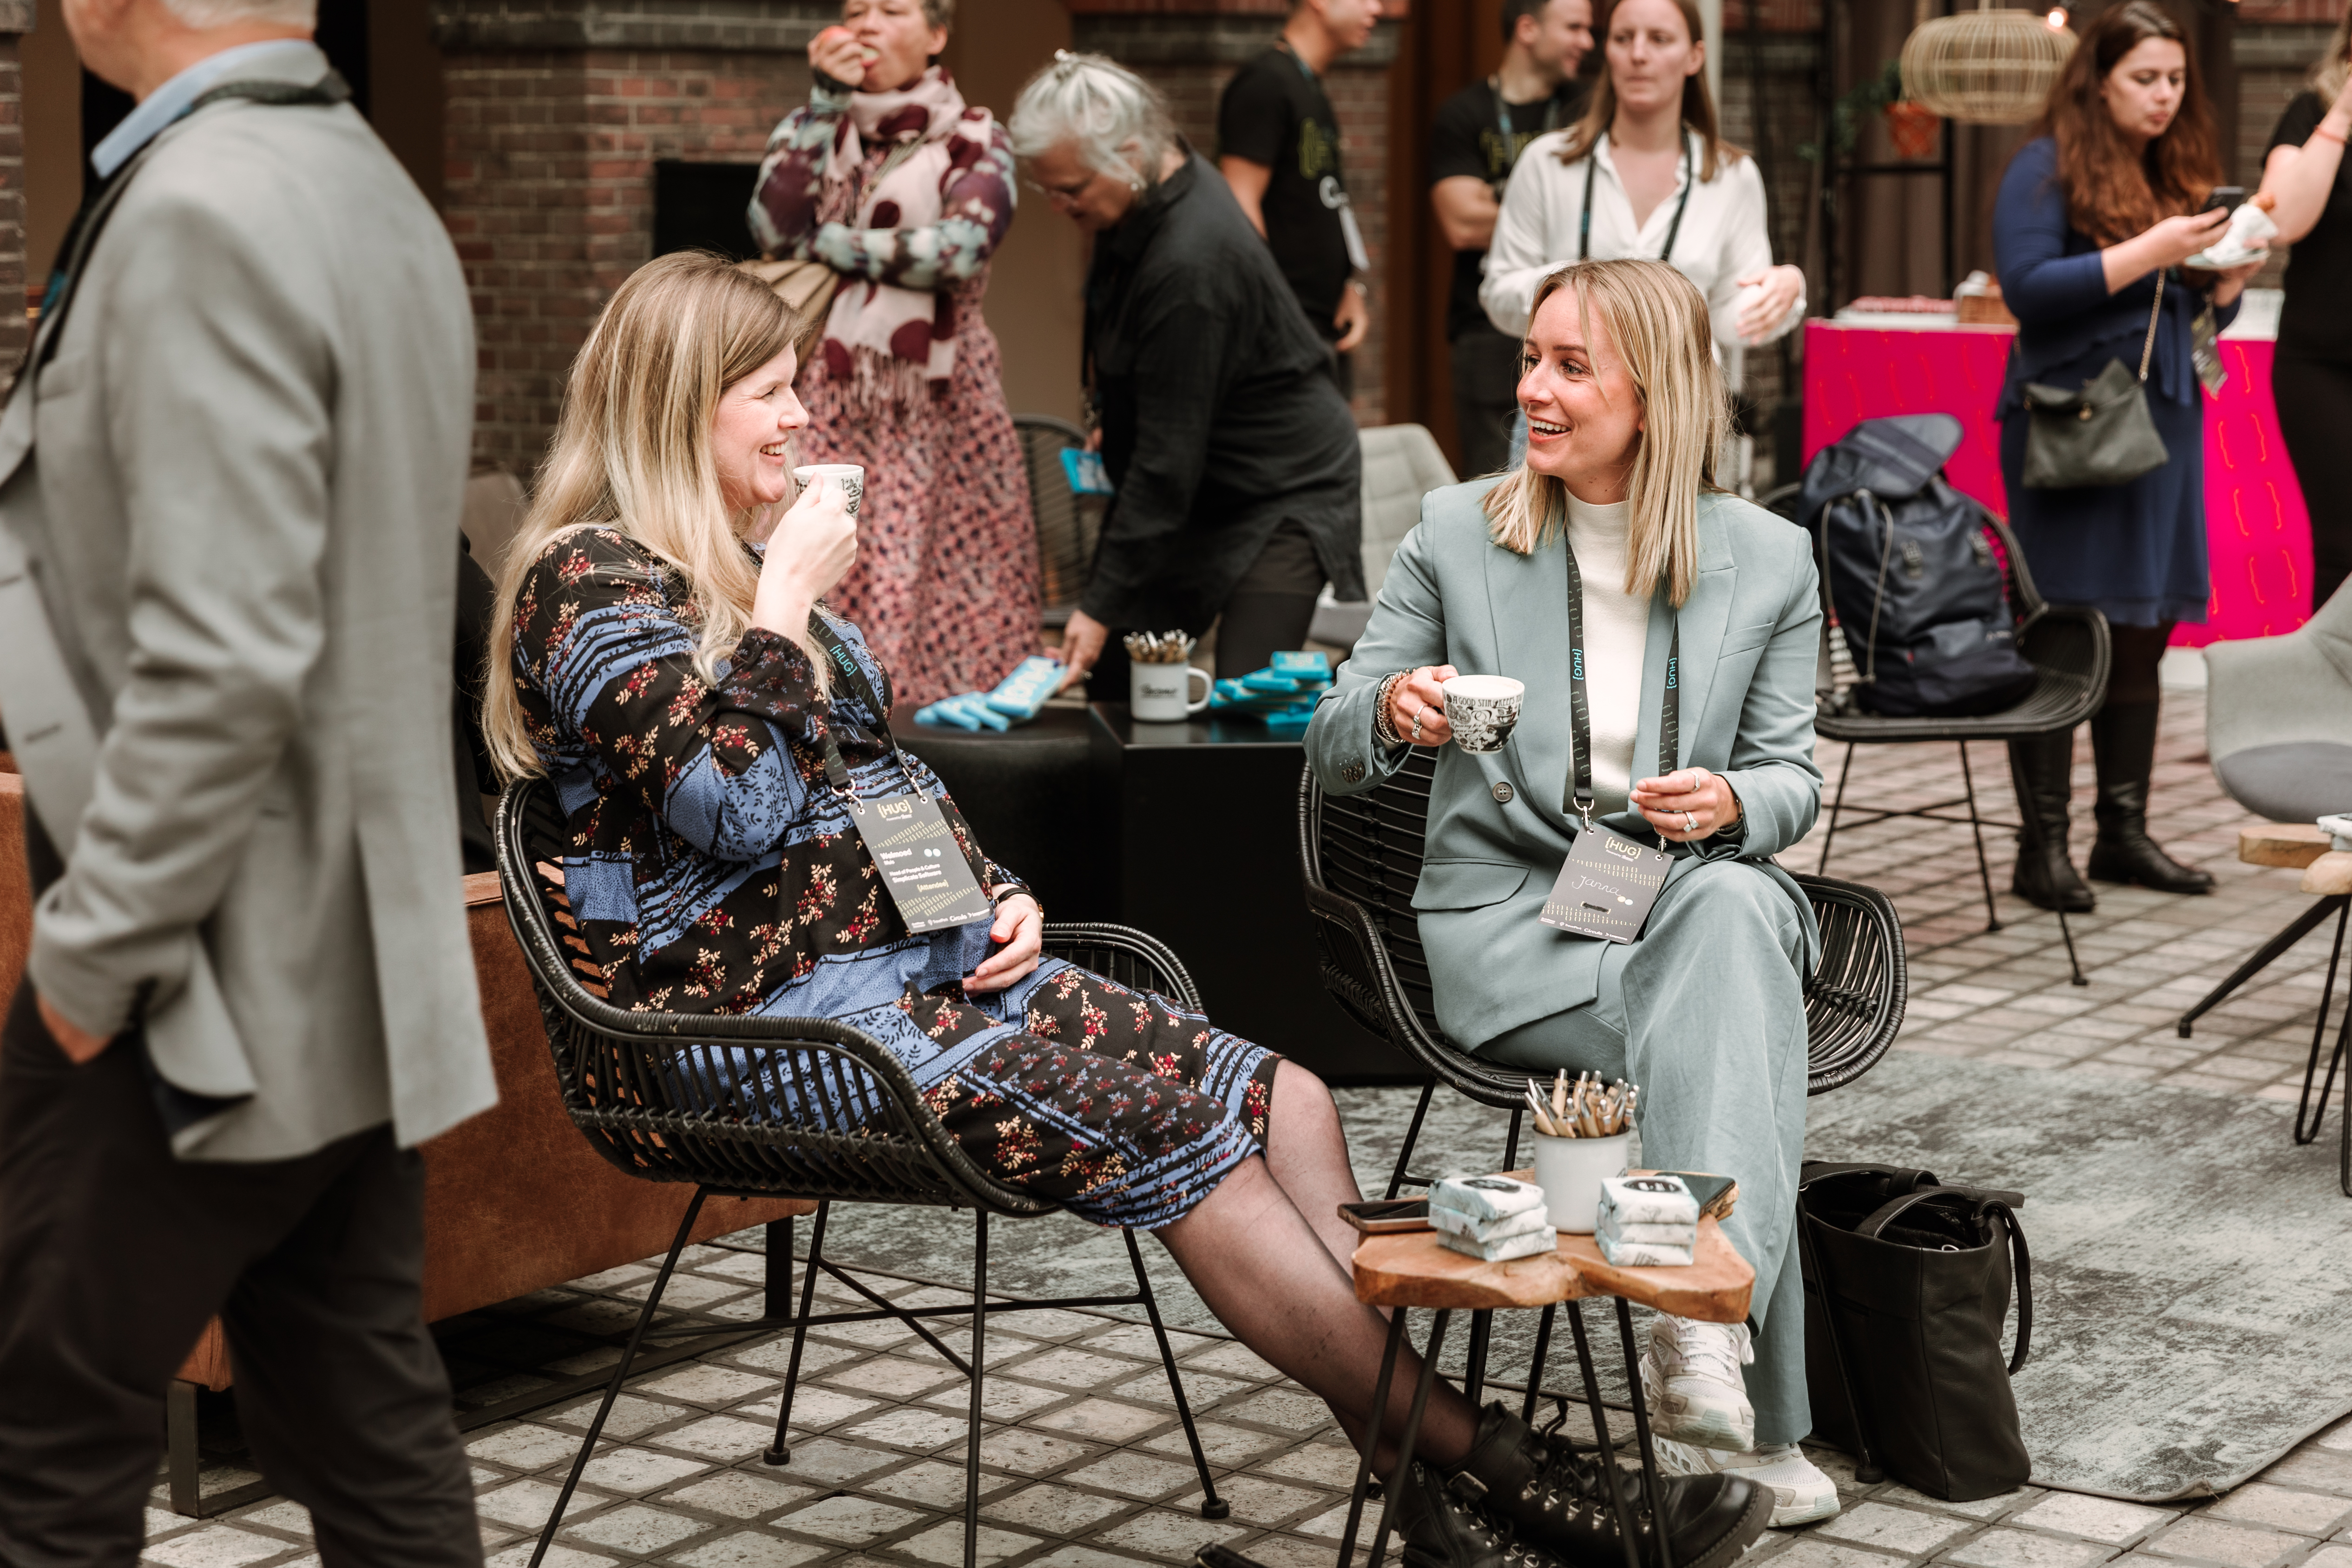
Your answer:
[2020,272,2170,491]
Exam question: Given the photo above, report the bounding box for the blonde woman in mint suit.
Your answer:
[1305,257,1834,1527]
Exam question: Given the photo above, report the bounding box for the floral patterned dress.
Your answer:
[749,73,1038,709]
[510,529,1277,1229]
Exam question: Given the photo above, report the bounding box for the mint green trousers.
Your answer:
[1476,858,1812,1448]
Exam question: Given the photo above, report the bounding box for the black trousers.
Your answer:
[2271,349,2352,613]
[1451,324,1524,480]
[0,985,480,1568]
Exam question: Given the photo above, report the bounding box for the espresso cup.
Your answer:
[1442,674,1525,754]
[1131,662,1211,722]
[792,463,865,518]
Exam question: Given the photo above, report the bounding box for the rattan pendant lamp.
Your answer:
[1900,0,2077,125]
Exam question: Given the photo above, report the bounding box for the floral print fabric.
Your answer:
[512,528,1278,1228]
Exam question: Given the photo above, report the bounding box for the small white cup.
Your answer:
[792,463,865,517]
[1441,674,1526,754]
[1131,662,1211,722]
[1532,1130,1633,1234]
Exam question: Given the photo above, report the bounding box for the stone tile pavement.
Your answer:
[141,682,2352,1568]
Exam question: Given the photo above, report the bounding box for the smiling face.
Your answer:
[2100,35,2187,145]
[712,345,808,514]
[841,0,946,94]
[1519,283,1645,504]
[1027,138,1140,233]
[1605,0,1703,118]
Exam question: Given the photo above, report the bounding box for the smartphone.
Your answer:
[1338,1198,1433,1234]
[1652,1171,1738,1220]
[2202,185,2246,214]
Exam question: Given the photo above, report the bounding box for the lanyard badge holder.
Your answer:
[1578,130,1695,264]
[808,621,994,935]
[1538,546,1681,944]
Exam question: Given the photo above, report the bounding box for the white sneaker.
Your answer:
[1651,1437,1841,1528]
[1640,1315,1757,1451]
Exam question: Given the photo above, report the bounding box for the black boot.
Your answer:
[1452,1402,1772,1568]
[2086,701,2215,894]
[1394,1462,1575,1568]
[2006,731,2094,913]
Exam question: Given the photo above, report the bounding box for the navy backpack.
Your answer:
[1797,414,2038,719]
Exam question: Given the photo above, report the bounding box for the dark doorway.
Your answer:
[653,161,769,262]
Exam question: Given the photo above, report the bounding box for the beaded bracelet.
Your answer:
[1372,671,1410,749]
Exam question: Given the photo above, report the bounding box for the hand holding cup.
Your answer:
[753,473,859,636]
[1440,674,1526,753]
[1386,665,1458,747]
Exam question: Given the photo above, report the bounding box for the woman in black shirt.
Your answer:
[1010,53,1365,697]
[2259,13,2352,611]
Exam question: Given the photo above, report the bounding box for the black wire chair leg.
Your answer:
[819,1255,972,1376]
[964,1212,988,1568]
[1464,1310,1495,1409]
[1816,742,1857,876]
[1566,1303,1643,1568]
[1502,1108,1524,1174]
[1339,1309,1408,1568]
[1385,1082,1437,1201]
[532,1187,708,1568]
[1520,1303,1558,1426]
[765,1199,830,1465]
[1123,1228,1229,1519]
[1366,1310,1451,1568]
[1615,1299,1675,1568]
[2182,896,2345,1038]
[2338,996,2352,1198]
[2296,905,2351,1146]
[1956,742,2001,936]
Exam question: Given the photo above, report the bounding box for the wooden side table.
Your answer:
[1340,1220,1755,1568]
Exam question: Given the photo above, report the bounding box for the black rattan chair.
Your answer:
[495,779,1229,1568]
[1761,483,2112,984]
[1014,413,1104,630]
[1298,753,1908,1403]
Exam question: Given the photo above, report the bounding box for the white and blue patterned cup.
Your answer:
[1441,675,1524,754]
[792,463,864,518]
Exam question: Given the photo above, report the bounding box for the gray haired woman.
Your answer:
[1008,54,1369,701]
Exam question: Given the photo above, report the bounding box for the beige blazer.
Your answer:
[0,45,496,1160]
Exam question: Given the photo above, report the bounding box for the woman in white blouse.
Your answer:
[1481,0,1805,392]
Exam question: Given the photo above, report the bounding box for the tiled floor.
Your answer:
[142,683,2352,1568]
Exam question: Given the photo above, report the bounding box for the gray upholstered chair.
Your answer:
[1307,423,1459,650]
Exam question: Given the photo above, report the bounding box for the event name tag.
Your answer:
[846,792,992,934]
[1539,825,1673,944]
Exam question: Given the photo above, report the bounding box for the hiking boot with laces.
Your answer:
[1652,1435,1841,1528]
[1640,1316,1757,1451]
[1452,1402,1772,1568]
[1394,1462,1576,1568]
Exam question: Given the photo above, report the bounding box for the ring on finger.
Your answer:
[1682,811,1699,834]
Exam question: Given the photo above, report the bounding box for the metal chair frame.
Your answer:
[495,781,1230,1568]
[1013,413,1103,632]
[1766,486,2111,986]
[1297,752,1909,1451]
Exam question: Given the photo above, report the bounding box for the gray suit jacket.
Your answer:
[1304,479,1826,1052]
[0,45,497,1160]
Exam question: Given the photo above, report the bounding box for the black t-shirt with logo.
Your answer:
[1429,78,1586,341]
[2269,90,2352,361]
[1219,45,1354,338]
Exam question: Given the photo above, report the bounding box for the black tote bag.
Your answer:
[1798,1163,2033,1501]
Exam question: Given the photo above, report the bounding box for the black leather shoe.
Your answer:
[2086,701,2214,894]
[1395,1462,1575,1568]
[1452,1402,1773,1568]
[2006,731,2094,912]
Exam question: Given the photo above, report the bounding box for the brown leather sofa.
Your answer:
[0,761,812,1508]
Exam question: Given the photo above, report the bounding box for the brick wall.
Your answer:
[1071,10,1401,425]
[0,3,28,380]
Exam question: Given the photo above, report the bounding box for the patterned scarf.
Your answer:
[818,67,988,411]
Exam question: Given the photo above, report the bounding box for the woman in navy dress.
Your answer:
[1992,0,2262,912]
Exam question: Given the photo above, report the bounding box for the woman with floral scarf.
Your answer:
[749,0,1038,706]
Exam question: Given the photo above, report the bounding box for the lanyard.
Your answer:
[1578,130,1694,265]
[803,614,912,799]
[1490,79,1563,183]
[1562,538,1680,827]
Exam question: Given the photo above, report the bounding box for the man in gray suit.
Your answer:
[0,0,496,1559]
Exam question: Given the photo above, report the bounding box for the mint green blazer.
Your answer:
[1303,479,1826,1051]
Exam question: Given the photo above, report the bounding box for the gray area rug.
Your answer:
[748,1056,2352,1504]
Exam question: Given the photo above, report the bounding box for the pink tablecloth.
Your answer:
[1800,319,2314,647]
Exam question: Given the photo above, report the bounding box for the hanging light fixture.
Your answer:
[1899,0,2077,125]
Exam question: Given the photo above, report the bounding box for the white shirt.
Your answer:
[1480,130,1804,391]
[1564,493,1651,814]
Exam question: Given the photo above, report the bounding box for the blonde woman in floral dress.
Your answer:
[748,0,1037,707]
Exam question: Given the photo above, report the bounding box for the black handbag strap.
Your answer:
[1800,1161,1941,1194]
[1854,1187,2034,1375]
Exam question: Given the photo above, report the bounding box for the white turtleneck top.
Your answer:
[1564,493,1653,813]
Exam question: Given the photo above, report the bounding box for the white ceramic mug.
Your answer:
[1131,663,1211,722]
[1532,1130,1633,1233]
[1442,674,1526,754]
[792,463,865,517]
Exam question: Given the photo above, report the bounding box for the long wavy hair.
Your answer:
[1481,259,1728,610]
[1551,0,1740,183]
[483,252,821,782]
[2037,0,2221,246]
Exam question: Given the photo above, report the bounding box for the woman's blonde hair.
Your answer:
[2313,4,2352,105]
[1553,0,1741,183]
[483,250,818,782]
[1480,258,1728,609]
